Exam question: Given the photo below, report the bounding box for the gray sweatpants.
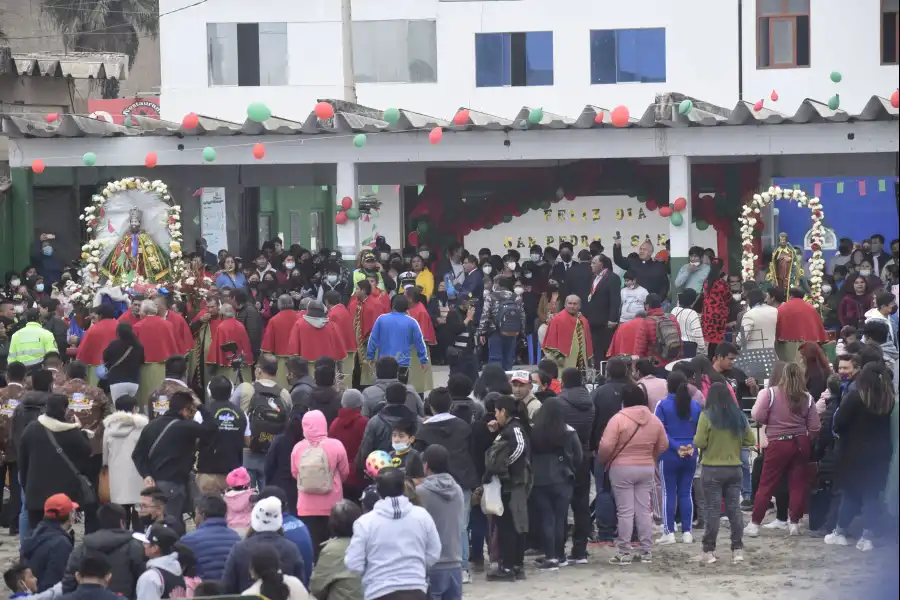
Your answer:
[609,466,655,555]
[701,465,744,553]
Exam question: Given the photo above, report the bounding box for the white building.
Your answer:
[160,0,899,123]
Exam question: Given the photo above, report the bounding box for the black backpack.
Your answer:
[247,383,287,454]
[494,293,524,336]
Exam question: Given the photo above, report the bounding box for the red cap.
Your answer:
[44,493,78,517]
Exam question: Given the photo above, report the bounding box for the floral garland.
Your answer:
[740,186,825,307]
[77,177,184,303]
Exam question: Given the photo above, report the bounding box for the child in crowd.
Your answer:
[835,326,858,356]
[224,466,255,537]
[390,419,425,481]
[3,565,62,599]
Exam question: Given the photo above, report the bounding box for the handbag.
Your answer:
[44,427,97,506]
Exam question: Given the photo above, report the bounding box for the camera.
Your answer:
[220,341,245,370]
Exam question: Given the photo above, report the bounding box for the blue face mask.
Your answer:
[392,442,409,453]
[35,283,45,292]
[42,246,53,257]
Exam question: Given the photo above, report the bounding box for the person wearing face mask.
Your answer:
[613,236,670,299]
[620,271,649,324]
[30,234,62,286]
[5,272,22,297]
[316,261,350,305]
[879,238,899,285]
[829,238,854,275]
[551,242,576,289]
[864,290,898,350]
[674,247,710,295]
[853,258,883,294]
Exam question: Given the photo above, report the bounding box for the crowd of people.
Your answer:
[0,229,895,599]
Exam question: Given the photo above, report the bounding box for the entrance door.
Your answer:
[33,186,81,266]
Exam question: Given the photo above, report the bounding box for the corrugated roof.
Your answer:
[0,49,128,80]
[2,92,896,139]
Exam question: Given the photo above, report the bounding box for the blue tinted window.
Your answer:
[524,31,554,85]
[476,31,553,87]
[475,33,510,87]
[590,28,666,84]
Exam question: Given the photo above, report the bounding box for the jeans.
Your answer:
[660,453,697,535]
[532,484,572,560]
[609,466,655,555]
[469,504,487,562]
[569,459,592,557]
[19,485,30,547]
[428,568,462,600]
[836,488,883,538]
[593,462,617,541]
[487,334,517,371]
[110,381,140,401]
[244,450,266,489]
[155,480,188,523]
[740,447,752,498]
[1,462,21,533]
[459,490,471,569]
[751,436,811,525]
[701,466,744,552]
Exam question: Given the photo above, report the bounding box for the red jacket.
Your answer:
[632,307,682,366]
[328,408,369,490]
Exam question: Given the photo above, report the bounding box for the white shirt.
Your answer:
[242,575,309,599]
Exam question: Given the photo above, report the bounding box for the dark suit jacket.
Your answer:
[565,263,593,309]
[584,271,622,326]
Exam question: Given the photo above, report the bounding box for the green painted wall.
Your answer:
[260,186,335,251]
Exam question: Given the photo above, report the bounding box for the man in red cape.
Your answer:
[287,301,346,361]
[133,299,179,362]
[543,294,594,369]
[206,302,254,383]
[75,304,119,369]
[118,295,143,325]
[154,294,192,355]
[775,287,827,361]
[348,279,388,386]
[607,313,645,358]
[324,290,355,356]
[367,275,391,313]
[261,294,299,386]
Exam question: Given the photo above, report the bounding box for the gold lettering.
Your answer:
[569,210,577,222]
[627,207,633,220]
[545,236,555,247]
[637,208,646,220]
[543,209,552,222]
[503,237,513,249]
[558,235,568,245]
[592,208,601,221]
[657,234,668,247]
[516,238,527,249]
[527,236,537,247]
[616,208,624,221]
[630,235,640,248]
[556,209,566,222]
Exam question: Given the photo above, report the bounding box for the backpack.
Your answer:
[494,293,524,337]
[296,442,334,494]
[247,383,287,454]
[652,314,682,360]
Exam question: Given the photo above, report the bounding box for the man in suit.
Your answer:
[567,250,594,310]
[584,254,621,365]
[550,242,577,289]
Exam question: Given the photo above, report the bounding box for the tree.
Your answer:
[41,0,159,98]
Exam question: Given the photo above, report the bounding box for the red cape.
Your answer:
[75,318,119,366]
[776,298,827,343]
[118,311,140,325]
[207,317,253,366]
[191,309,223,340]
[348,295,388,340]
[544,311,594,358]
[165,310,193,354]
[287,318,347,361]
[261,309,299,355]
[328,304,356,354]
[607,317,644,358]
[409,302,437,345]
[371,289,391,312]
[133,315,179,363]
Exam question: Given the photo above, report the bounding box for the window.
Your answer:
[352,20,438,83]
[883,0,899,64]
[757,0,810,68]
[474,31,553,87]
[589,28,666,84]
[207,22,288,86]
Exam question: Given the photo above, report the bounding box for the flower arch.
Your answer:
[739,186,825,308]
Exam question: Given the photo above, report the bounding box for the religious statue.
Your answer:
[767,232,804,290]
[103,207,170,284]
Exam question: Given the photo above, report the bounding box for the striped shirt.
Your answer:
[671,306,706,355]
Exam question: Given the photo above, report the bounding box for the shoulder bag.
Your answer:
[44,427,97,506]
[602,421,643,490]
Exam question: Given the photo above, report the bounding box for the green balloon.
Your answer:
[670,212,684,227]
[519,119,528,129]
[247,102,272,123]
[82,152,96,166]
[346,208,360,220]
[636,195,648,203]
[695,219,709,231]
[527,107,543,124]
[383,107,401,125]
[353,134,367,148]
[202,146,217,162]
[417,221,429,233]
[678,99,693,115]
[830,71,842,83]
[540,201,552,210]
[828,94,840,110]
[502,215,513,223]
[484,224,493,230]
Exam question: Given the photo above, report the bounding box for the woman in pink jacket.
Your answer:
[290,409,349,560]
[598,383,668,566]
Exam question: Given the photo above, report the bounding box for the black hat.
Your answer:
[134,523,179,553]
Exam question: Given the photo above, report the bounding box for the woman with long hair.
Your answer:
[826,361,896,551]
[838,275,873,328]
[692,383,756,564]
[798,341,831,401]
[309,501,363,600]
[215,253,248,291]
[745,362,820,537]
[473,364,512,401]
[529,397,583,570]
[654,371,703,545]
[244,546,309,600]
[701,258,730,358]
[103,322,145,401]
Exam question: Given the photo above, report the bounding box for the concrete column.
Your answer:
[668,155,691,300]
[10,168,35,270]
[335,161,359,260]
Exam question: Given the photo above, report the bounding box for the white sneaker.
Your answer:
[461,570,472,584]
[824,531,849,546]
[788,523,801,536]
[763,519,788,530]
[682,532,693,544]
[656,532,676,545]
[690,551,717,564]
[732,549,744,564]
[856,537,874,552]
[652,523,664,536]
[744,523,760,538]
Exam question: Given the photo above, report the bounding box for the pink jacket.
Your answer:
[638,376,668,413]
[597,406,668,468]
[751,386,820,440]
[290,410,349,516]
[223,488,254,529]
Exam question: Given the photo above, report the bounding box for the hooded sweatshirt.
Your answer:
[61,528,145,597]
[597,405,668,468]
[290,410,349,516]
[361,378,424,418]
[135,552,184,600]
[414,413,479,491]
[344,495,442,600]
[102,411,149,506]
[416,473,465,570]
[224,488,254,530]
[865,308,899,359]
[557,386,595,452]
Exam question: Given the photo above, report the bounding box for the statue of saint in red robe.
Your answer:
[133,315,179,363]
[287,310,346,361]
[75,317,119,366]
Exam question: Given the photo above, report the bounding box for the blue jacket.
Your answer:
[58,583,119,600]
[179,517,240,580]
[22,520,74,592]
[220,531,305,594]
[654,393,702,457]
[366,312,429,366]
[282,514,314,585]
[215,271,248,291]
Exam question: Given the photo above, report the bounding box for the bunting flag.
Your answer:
[878,179,887,192]
[192,188,203,197]
[372,185,379,193]
[814,182,822,197]
[417,184,424,194]
[858,180,867,196]
[107,219,114,233]
[792,183,801,190]
[836,181,844,194]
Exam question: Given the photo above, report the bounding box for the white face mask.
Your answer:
[506,262,517,271]
[514,286,525,296]
[530,253,541,262]
[379,253,390,262]
[482,266,492,275]
[859,269,872,277]
[283,262,295,270]
[420,251,430,260]
[532,383,540,393]
[732,293,742,301]
[821,285,832,296]
[689,259,700,266]
[14,305,25,314]
[326,274,338,284]
[9,278,20,287]
[524,272,532,279]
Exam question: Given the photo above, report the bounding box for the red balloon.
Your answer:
[645,199,657,211]
[408,231,420,246]
[144,152,158,168]
[610,106,630,128]
[565,193,576,201]
[659,206,673,217]
[314,101,335,120]
[340,196,353,210]
[452,109,470,126]
[335,211,349,225]
[46,113,59,123]
[753,100,764,112]
[594,112,604,124]
[252,143,265,159]
[428,127,443,144]
[770,90,779,102]
[31,159,45,174]
[182,112,199,129]
[891,89,900,109]
[672,197,687,212]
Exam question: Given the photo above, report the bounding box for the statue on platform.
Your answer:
[767,232,804,290]
[103,206,170,284]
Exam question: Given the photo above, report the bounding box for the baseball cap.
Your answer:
[507,370,531,384]
[44,493,78,518]
[133,523,179,553]
[362,251,377,262]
